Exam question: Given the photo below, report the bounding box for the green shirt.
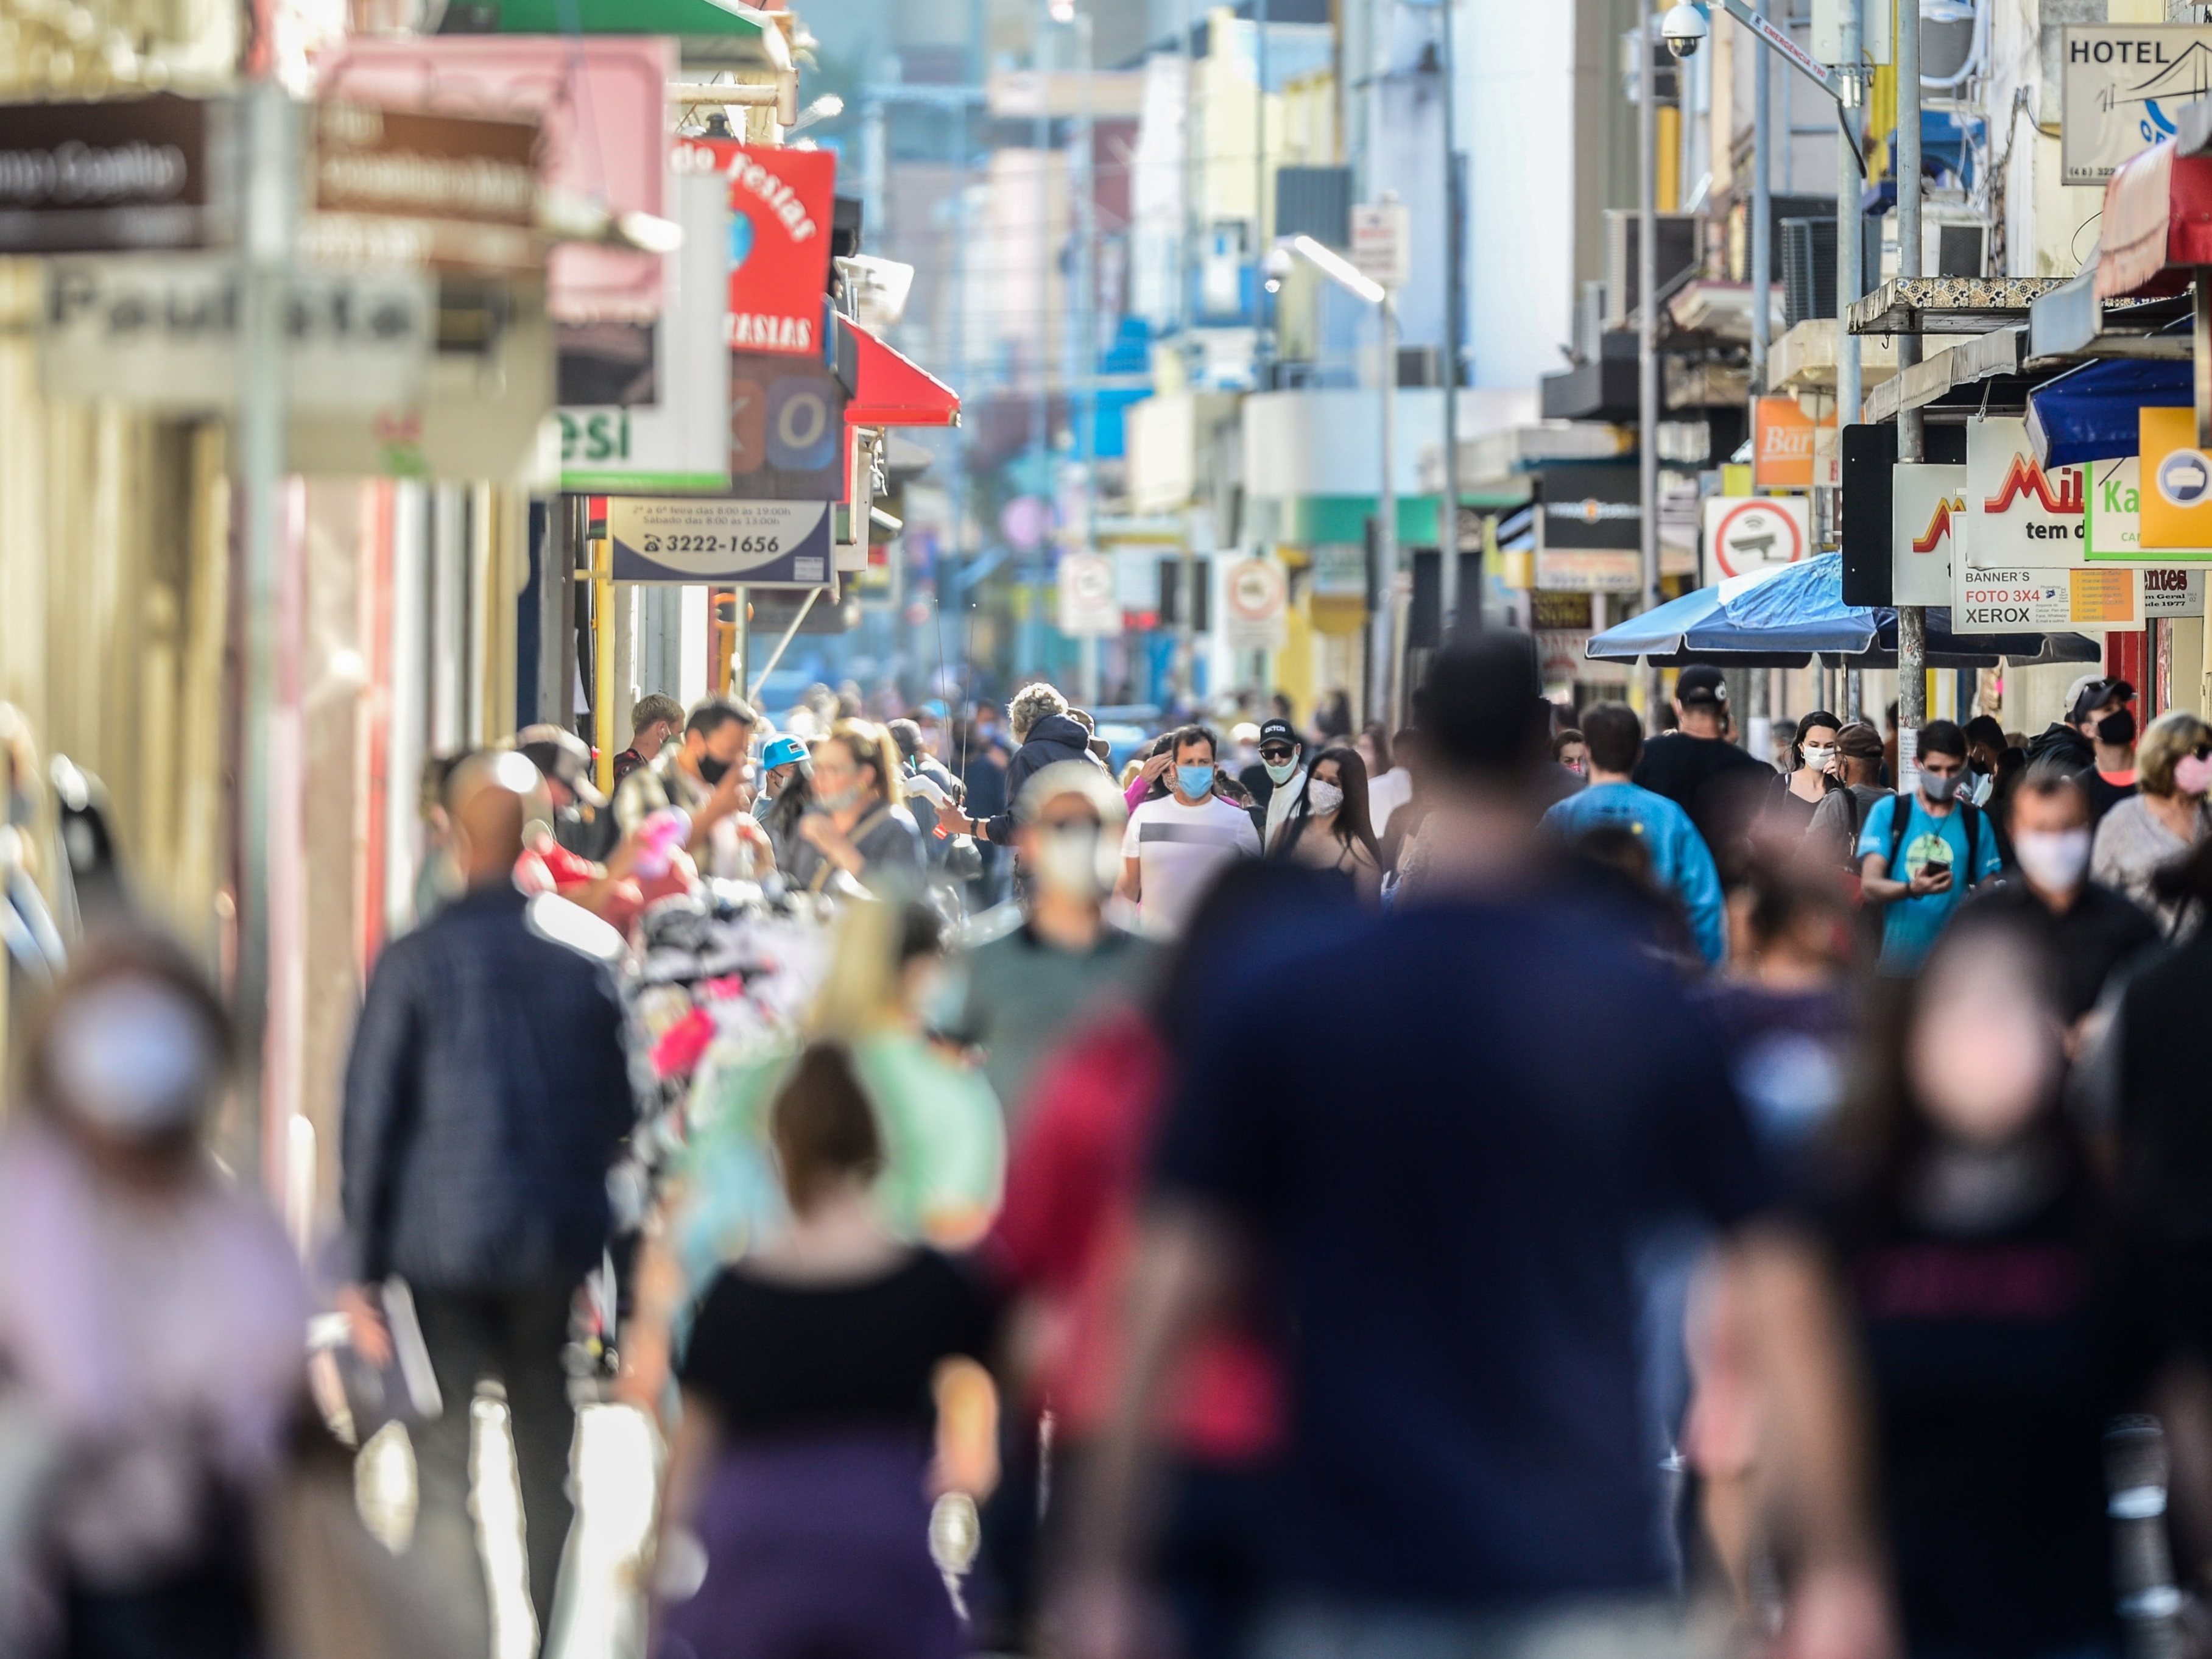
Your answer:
[953,914,1159,1124]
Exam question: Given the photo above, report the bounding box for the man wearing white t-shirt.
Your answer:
[1117,724,1262,938]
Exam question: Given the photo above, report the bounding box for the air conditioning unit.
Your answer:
[1929,214,1989,279]
[1780,217,1837,329]
[1604,210,1699,327]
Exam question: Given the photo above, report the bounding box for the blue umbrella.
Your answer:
[2024,349,2190,467]
[1585,552,2103,668]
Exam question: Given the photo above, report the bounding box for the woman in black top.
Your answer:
[653,1042,998,1659]
[1826,915,2157,1659]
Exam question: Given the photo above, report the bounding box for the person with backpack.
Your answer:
[1856,719,2002,976]
[1803,722,1889,876]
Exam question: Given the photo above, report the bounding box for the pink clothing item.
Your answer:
[1124,773,1151,813]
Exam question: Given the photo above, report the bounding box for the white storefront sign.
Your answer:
[1953,564,2141,633]
[1057,550,1121,636]
[1892,463,1965,605]
[1703,495,1810,583]
[2061,26,2212,186]
[1965,416,2091,569]
[606,497,832,586]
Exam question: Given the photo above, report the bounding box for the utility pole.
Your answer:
[1836,0,1864,724]
[1750,0,1774,749]
[1440,0,1469,632]
[1638,2,1661,731]
[1895,0,1926,777]
[1071,4,1098,703]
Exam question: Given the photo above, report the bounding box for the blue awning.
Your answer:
[2024,344,2191,467]
[1586,553,2102,669]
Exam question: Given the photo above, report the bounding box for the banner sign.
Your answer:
[0,93,225,253]
[2060,25,2212,186]
[728,351,847,501]
[305,100,538,276]
[2146,565,2209,616]
[1892,464,1965,606]
[607,496,832,586]
[2083,454,2212,560]
[678,139,836,357]
[1703,495,1810,583]
[1753,396,1830,491]
[1953,564,2139,632]
[1965,416,2089,568]
[2140,406,2212,549]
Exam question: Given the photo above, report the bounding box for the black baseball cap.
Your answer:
[1258,717,1300,753]
[516,724,607,808]
[1676,664,1728,706]
[2067,677,2135,725]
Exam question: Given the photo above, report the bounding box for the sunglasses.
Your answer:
[1258,746,1297,763]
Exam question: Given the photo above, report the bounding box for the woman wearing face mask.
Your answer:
[0,932,309,1657]
[1767,711,1842,837]
[1823,919,2160,1659]
[2092,710,2212,935]
[789,720,927,896]
[1270,745,1382,903]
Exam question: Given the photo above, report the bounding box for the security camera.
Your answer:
[1660,1,1708,58]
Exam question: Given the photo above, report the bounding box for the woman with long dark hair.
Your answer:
[1270,745,1381,901]
[1766,710,1842,836]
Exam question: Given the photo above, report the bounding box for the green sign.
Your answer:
[455,0,767,37]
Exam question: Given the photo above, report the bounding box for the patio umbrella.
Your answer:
[1585,552,2104,669]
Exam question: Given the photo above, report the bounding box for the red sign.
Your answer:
[676,139,836,356]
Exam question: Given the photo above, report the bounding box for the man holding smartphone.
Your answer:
[1857,719,2004,974]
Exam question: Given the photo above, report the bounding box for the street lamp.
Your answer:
[1279,231,1399,723]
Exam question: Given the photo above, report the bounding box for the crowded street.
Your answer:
[16,2,2212,1658]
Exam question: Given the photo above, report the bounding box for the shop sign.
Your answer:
[1534,550,1641,593]
[1222,554,1289,652]
[1350,200,1411,291]
[1057,550,1120,636]
[41,252,431,411]
[2143,565,2208,616]
[304,101,539,276]
[319,36,672,323]
[560,167,730,493]
[1753,396,1829,491]
[2083,454,2212,560]
[1890,463,1964,606]
[1309,542,1367,598]
[2140,406,2212,549]
[676,138,836,357]
[606,496,832,586]
[1964,416,2089,568]
[1953,564,2139,633]
[2060,26,2212,186]
[0,93,226,253]
[1703,495,1809,583]
[728,351,847,501]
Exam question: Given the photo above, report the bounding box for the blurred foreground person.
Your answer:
[340,752,636,1651]
[0,931,307,1658]
[1061,635,1890,1659]
[1269,746,1382,902]
[1826,919,2158,1659]
[1630,664,1777,877]
[2093,709,2212,934]
[651,1043,996,1659]
[1957,766,2157,1031]
[1858,721,2000,976]
[1543,703,1725,966]
[954,764,1157,1124]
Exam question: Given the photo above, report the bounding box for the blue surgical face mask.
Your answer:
[1175,763,1216,800]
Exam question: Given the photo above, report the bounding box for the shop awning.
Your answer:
[457,0,780,43]
[1587,553,2102,669]
[2026,351,2193,467]
[842,319,960,429]
[2096,139,2212,300]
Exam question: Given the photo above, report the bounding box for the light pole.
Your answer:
[1440,0,1469,633]
[1639,3,1660,731]
[1896,0,1926,778]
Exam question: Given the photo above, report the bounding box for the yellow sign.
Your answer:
[2069,567,2137,625]
[2140,406,2212,549]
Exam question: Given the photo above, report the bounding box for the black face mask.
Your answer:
[2098,709,2137,748]
[697,754,733,786]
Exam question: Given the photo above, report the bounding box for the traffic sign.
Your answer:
[1702,495,1809,583]
[1350,201,1412,292]
[1057,551,1120,636]
[1224,554,1289,652]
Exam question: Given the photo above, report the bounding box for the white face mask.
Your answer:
[2012,827,2092,894]
[1802,744,1837,772]
[45,979,218,1139]
[1306,780,1345,816]
[1033,823,1117,901]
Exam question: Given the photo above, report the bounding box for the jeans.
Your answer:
[1253,1596,1723,1659]
[410,1283,579,1654]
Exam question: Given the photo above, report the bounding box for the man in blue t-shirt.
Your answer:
[1858,718,2003,974]
[1541,702,1725,965]
[1058,636,1894,1659]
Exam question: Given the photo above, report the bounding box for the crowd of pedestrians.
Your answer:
[12,647,2212,1659]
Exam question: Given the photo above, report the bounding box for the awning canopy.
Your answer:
[456,0,779,41]
[2096,139,2212,300]
[2026,350,2193,466]
[1586,553,2104,669]
[842,319,960,429]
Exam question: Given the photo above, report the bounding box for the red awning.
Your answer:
[842,318,960,428]
[2096,138,2212,300]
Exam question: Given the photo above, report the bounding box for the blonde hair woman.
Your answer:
[2092,708,2212,932]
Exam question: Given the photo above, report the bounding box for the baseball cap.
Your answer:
[1835,721,1884,762]
[1675,664,1728,706]
[515,724,606,808]
[1231,721,1261,746]
[2067,676,2135,725]
[760,734,809,772]
[1258,717,1300,752]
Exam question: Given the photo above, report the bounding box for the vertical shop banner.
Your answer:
[558,166,731,492]
[1702,495,1810,582]
[676,139,836,356]
[2140,406,2212,549]
[1892,464,1965,605]
[1753,396,1830,491]
[1964,416,2090,568]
